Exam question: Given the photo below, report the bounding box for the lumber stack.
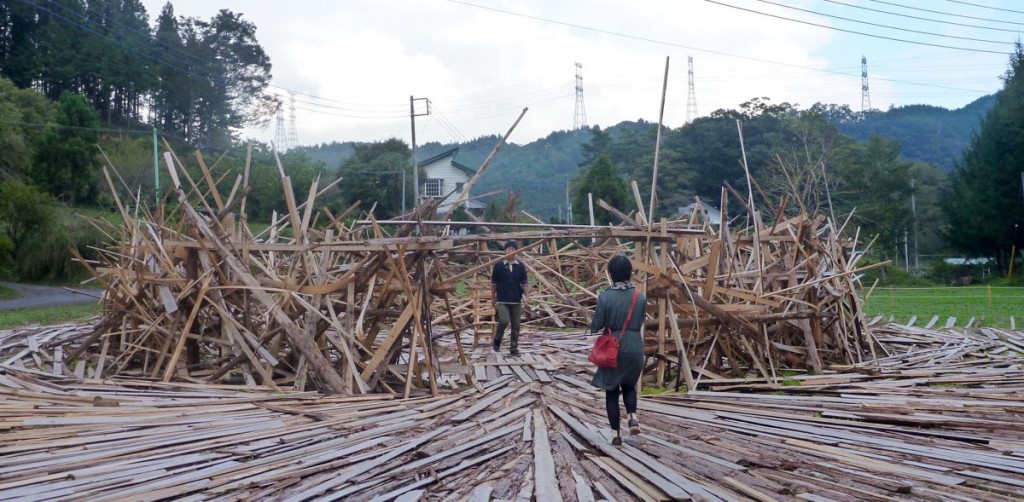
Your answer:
[1,326,1022,500]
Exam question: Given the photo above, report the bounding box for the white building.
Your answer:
[419,147,485,216]
[677,200,722,226]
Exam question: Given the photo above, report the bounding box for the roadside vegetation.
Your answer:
[0,303,100,330]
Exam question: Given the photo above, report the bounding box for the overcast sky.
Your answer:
[139,0,1021,147]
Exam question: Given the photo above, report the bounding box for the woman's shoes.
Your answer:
[628,418,641,435]
[611,436,622,446]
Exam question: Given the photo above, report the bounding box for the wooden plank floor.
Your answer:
[1,329,1023,501]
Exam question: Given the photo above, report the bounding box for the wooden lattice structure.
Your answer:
[51,137,881,396]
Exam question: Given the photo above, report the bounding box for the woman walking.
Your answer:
[590,254,646,446]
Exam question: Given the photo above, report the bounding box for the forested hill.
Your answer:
[293,98,992,218]
[837,95,995,171]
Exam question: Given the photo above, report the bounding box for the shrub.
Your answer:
[0,180,100,281]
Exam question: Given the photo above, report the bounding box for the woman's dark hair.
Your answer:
[608,254,632,282]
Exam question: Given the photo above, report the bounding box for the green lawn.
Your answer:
[0,303,100,330]
[860,286,1024,328]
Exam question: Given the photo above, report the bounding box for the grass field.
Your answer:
[0,303,100,330]
[860,286,1024,328]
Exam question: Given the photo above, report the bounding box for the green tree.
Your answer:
[834,134,914,261]
[178,10,276,147]
[0,1,42,89]
[152,3,189,134]
[338,139,412,219]
[0,178,104,281]
[32,92,102,204]
[944,42,1024,266]
[573,155,629,225]
[762,110,852,215]
[0,78,55,176]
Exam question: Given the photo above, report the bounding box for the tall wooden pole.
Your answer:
[648,56,670,229]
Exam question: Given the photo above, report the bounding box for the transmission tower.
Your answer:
[686,56,698,124]
[273,103,287,152]
[286,93,299,149]
[573,62,588,130]
[861,55,871,112]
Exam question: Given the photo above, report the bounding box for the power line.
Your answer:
[428,102,469,143]
[823,0,1022,33]
[946,0,1024,16]
[704,0,1010,54]
[752,0,1015,44]
[446,0,995,95]
[869,0,1024,26]
[0,120,187,141]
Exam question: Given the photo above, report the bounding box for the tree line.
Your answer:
[2,1,1022,280]
[0,0,274,148]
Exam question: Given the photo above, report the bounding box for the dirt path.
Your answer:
[0,282,100,312]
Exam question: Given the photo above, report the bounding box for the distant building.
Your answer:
[418,147,485,216]
[943,257,993,265]
[677,200,721,226]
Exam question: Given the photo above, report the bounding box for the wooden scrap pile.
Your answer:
[36,135,876,395]
[1,326,1022,501]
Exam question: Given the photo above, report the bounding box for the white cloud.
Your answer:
[140,0,1008,146]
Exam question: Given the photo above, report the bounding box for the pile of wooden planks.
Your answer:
[48,140,879,395]
[1,325,1022,500]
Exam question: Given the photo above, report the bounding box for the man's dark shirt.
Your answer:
[492,260,528,304]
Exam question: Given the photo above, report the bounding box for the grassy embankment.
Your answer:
[0,303,100,330]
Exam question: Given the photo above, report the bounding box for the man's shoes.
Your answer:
[611,436,622,446]
[510,348,520,356]
[628,418,641,435]
[492,341,500,352]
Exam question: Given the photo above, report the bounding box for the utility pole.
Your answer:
[911,178,919,270]
[904,229,910,273]
[153,127,159,207]
[566,179,573,225]
[410,96,429,206]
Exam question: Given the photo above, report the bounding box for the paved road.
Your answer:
[0,282,101,312]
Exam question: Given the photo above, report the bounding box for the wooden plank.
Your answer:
[532,410,562,502]
[449,386,516,422]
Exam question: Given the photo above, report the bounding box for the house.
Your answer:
[418,147,486,216]
[677,200,722,226]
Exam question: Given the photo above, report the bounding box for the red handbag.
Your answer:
[588,288,639,369]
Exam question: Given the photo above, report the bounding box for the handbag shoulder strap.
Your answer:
[617,288,640,339]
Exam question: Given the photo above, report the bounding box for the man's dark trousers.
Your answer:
[494,303,521,352]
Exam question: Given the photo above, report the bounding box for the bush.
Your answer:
[924,259,992,286]
[0,180,101,281]
[856,259,936,287]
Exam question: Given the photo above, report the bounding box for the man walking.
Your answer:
[491,240,530,356]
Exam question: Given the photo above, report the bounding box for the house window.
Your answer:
[455,182,464,193]
[424,178,442,197]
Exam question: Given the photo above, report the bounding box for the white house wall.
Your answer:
[422,160,471,212]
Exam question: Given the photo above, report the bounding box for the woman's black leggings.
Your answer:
[605,382,638,430]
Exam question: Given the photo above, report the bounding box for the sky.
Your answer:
[138,0,1022,147]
